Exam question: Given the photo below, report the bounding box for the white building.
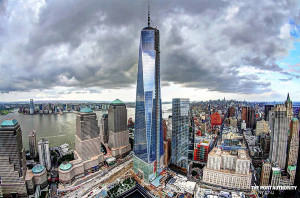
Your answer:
[203,148,252,190]
[29,130,38,158]
[241,120,246,130]
[38,139,51,171]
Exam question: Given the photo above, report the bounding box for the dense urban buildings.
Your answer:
[108,99,131,158]
[133,10,164,182]
[28,130,38,158]
[38,138,51,171]
[1,94,299,197]
[171,98,190,170]
[0,119,27,197]
[1,1,300,197]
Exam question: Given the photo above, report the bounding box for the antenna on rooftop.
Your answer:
[148,3,151,27]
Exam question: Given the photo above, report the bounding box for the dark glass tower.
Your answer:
[171,98,190,169]
[133,7,164,182]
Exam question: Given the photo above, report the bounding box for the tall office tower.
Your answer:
[163,120,171,167]
[255,119,269,136]
[100,114,109,143]
[29,130,38,158]
[287,165,297,185]
[167,116,172,139]
[163,141,170,167]
[108,99,131,158]
[285,93,293,122]
[241,106,248,126]
[163,120,167,141]
[171,98,190,169]
[260,160,271,186]
[228,107,235,118]
[75,108,103,161]
[269,104,289,170]
[260,133,270,157]
[250,109,256,129]
[133,7,164,182]
[287,118,299,167]
[241,107,256,129]
[29,99,34,115]
[242,106,255,128]
[188,108,195,162]
[264,104,274,121]
[271,167,281,186]
[38,138,51,171]
[296,147,300,189]
[0,119,27,197]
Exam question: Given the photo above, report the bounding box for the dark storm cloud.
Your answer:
[0,0,299,94]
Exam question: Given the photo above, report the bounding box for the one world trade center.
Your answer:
[133,7,164,182]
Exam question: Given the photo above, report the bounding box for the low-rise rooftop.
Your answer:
[59,162,72,171]
[32,164,45,174]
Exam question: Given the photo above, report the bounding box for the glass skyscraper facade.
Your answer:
[171,98,190,169]
[133,13,164,182]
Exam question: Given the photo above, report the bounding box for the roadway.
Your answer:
[61,157,133,198]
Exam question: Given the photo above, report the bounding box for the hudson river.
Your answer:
[0,104,172,150]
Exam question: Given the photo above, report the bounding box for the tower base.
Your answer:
[133,155,164,183]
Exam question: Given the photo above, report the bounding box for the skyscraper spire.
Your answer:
[148,3,150,27]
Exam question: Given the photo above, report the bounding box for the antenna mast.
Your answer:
[148,3,150,27]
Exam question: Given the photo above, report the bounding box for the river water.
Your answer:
[0,104,172,150]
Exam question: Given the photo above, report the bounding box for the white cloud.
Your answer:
[279,23,291,39]
[225,6,239,21]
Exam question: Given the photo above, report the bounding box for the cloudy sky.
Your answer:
[0,0,299,102]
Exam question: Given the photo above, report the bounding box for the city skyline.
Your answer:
[0,0,300,102]
[1,1,300,197]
